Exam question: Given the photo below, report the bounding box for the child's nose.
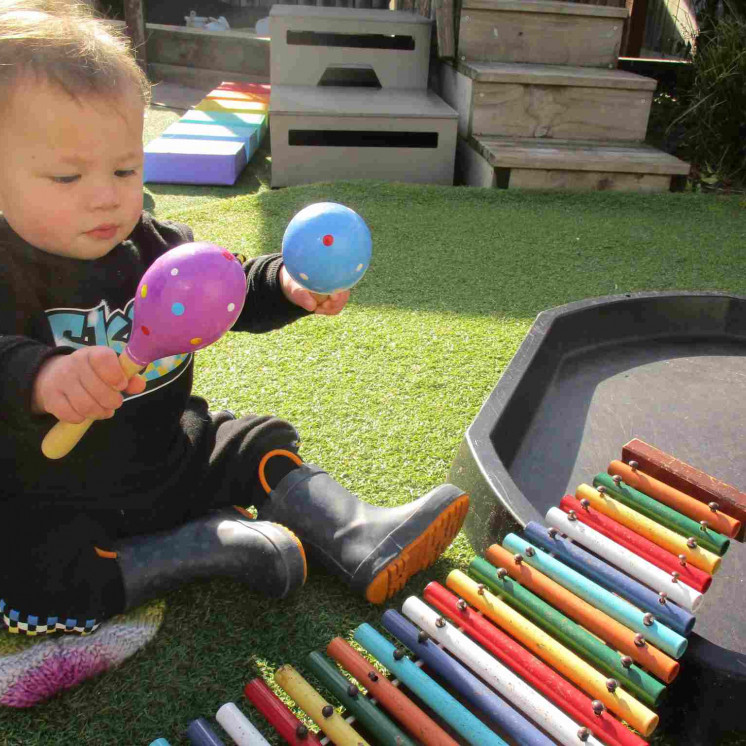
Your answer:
[89,178,120,210]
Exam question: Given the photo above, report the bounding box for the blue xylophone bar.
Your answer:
[353,622,509,746]
[503,533,689,659]
[522,522,696,638]
[381,609,556,746]
[185,718,225,746]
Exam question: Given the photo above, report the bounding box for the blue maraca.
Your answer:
[282,202,372,298]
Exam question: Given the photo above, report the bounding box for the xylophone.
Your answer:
[148,440,741,745]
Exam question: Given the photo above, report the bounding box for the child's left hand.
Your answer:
[280,265,350,316]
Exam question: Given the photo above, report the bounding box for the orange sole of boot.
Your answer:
[365,492,470,604]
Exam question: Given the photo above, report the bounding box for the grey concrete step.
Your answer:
[270,85,458,186]
[269,6,432,89]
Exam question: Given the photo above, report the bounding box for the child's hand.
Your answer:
[280,265,350,316]
[32,347,147,423]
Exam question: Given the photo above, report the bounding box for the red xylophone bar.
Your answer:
[326,637,460,746]
[243,678,323,746]
[483,541,680,684]
[423,581,649,746]
[559,495,713,594]
[620,440,745,538]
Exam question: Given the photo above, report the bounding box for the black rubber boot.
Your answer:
[111,508,307,611]
[256,451,470,603]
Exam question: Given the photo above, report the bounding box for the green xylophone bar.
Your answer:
[305,651,418,746]
[469,555,667,707]
[594,472,730,556]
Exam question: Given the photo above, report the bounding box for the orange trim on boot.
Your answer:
[94,546,118,559]
[258,449,304,495]
[271,523,307,585]
[365,493,470,604]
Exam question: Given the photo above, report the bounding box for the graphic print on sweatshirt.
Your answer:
[46,297,190,398]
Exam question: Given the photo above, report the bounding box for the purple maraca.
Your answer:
[128,241,246,365]
[42,242,246,459]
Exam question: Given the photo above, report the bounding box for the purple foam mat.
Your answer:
[144,138,247,186]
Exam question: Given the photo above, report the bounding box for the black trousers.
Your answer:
[0,412,299,635]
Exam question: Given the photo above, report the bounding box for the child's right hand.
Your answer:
[32,347,146,423]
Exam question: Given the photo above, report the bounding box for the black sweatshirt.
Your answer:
[0,211,308,511]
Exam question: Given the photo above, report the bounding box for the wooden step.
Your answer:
[459,136,690,192]
[270,86,458,187]
[269,6,432,89]
[458,0,628,68]
[437,60,656,142]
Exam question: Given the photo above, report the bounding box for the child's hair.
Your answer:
[0,0,150,108]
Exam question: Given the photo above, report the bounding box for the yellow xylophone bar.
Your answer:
[484,543,680,683]
[274,664,372,746]
[447,570,659,737]
[576,484,721,575]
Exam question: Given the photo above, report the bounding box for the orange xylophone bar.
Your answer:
[243,678,323,746]
[622,438,746,537]
[422,581,648,746]
[559,494,713,594]
[609,458,742,539]
[325,637,460,746]
[483,542,680,684]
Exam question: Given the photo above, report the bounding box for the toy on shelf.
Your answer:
[41,242,247,459]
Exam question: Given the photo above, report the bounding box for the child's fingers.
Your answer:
[55,380,116,423]
[290,286,318,312]
[315,290,350,316]
[124,374,146,396]
[85,346,129,390]
[79,358,126,413]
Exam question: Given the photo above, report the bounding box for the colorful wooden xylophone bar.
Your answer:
[229,440,739,746]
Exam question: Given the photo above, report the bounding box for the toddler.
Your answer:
[0,0,468,642]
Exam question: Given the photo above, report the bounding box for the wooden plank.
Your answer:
[144,25,270,78]
[148,62,269,89]
[462,0,628,18]
[434,0,456,58]
[508,168,670,191]
[458,61,656,89]
[473,136,690,174]
[124,0,147,69]
[471,80,653,141]
[458,9,624,66]
[622,438,746,538]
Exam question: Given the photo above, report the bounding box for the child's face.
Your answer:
[0,78,145,260]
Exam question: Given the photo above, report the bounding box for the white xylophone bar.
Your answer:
[402,596,605,746]
[546,508,703,613]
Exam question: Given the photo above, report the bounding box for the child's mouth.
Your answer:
[86,224,118,240]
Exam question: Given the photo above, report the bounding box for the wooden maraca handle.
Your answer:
[41,351,145,460]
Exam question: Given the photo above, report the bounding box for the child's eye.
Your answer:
[115,169,138,178]
[52,175,80,184]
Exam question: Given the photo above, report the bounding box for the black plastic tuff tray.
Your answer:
[448,291,746,743]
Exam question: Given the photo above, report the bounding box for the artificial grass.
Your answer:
[2,115,745,745]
